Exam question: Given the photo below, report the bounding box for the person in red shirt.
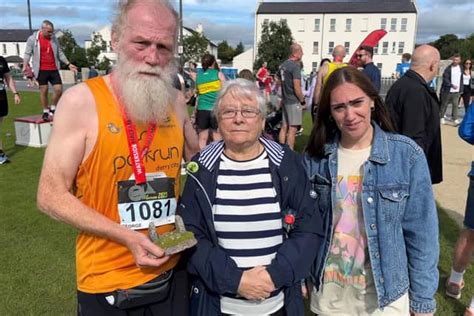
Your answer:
[23,20,78,121]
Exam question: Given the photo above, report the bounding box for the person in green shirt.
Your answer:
[195,54,225,149]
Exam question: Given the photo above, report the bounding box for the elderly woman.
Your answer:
[180,79,324,315]
[303,67,439,316]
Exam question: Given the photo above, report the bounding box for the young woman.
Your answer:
[303,67,439,316]
[461,59,473,110]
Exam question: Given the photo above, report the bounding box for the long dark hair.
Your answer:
[306,67,395,158]
[463,59,472,73]
[201,53,216,71]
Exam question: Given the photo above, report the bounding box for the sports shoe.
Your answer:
[454,119,462,125]
[0,153,9,164]
[446,279,464,299]
[440,118,446,125]
[42,111,51,122]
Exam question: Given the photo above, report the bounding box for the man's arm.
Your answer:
[55,37,78,73]
[293,78,305,104]
[22,35,34,71]
[313,64,328,106]
[173,92,199,161]
[37,83,169,268]
[4,72,21,105]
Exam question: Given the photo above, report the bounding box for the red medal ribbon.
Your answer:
[110,73,157,185]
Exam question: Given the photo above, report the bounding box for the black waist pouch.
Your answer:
[108,269,173,309]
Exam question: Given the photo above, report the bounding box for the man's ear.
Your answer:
[111,31,119,52]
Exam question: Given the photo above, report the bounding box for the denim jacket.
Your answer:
[180,137,325,316]
[303,123,439,314]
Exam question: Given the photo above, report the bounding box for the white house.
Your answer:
[255,0,418,77]
[183,25,218,58]
[0,29,32,67]
[232,48,254,72]
[84,24,218,65]
[84,25,116,64]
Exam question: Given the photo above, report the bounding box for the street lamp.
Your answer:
[179,0,184,66]
[27,0,32,34]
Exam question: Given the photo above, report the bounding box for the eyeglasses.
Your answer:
[219,108,261,119]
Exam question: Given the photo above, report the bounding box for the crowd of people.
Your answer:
[0,0,473,315]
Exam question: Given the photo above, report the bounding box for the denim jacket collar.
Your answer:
[323,122,390,165]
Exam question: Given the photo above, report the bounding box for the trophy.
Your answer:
[148,215,197,256]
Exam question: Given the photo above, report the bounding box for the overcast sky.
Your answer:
[1,0,473,48]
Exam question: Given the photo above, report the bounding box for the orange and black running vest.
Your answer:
[75,77,183,293]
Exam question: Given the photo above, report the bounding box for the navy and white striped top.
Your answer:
[214,150,285,314]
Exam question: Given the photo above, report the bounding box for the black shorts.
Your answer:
[0,89,8,117]
[77,266,188,316]
[196,110,218,130]
[37,70,62,86]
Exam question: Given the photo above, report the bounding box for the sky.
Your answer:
[1,0,473,48]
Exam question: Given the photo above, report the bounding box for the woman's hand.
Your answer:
[237,266,275,300]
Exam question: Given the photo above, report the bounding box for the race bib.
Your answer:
[117,176,176,230]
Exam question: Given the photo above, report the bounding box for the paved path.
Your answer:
[433,121,474,226]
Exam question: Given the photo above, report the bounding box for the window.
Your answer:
[390,18,397,32]
[345,18,352,32]
[263,19,269,25]
[298,18,305,32]
[391,42,396,53]
[376,63,383,71]
[401,18,407,32]
[16,43,20,55]
[2,44,6,55]
[381,18,387,30]
[313,42,319,55]
[382,42,388,54]
[344,42,350,54]
[328,41,335,54]
[398,42,405,54]
[312,62,318,72]
[361,18,368,32]
[374,43,379,55]
[330,19,336,32]
[280,18,287,24]
[314,18,321,32]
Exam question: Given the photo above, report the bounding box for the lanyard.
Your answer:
[110,73,157,185]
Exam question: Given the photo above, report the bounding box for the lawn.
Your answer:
[0,90,472,315]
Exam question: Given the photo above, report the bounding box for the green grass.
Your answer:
[0,91,472,315]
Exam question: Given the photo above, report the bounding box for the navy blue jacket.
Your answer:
[179,137,325,315]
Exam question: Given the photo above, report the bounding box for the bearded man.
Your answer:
[36,1,198,315]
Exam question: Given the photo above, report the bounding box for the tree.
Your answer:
[57,29,88,68]
[68,46,88,68]
[86,33,106,66]
[254,20,294,73]
[183,32,208,63]
[218,40,235,64]
[97,57,111,72]
[235,41,245,56]
[431,34,462,59]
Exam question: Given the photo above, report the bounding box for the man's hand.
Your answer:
[68,63,79,73]
[125,231,170,268]
[14,94,21,105]
[237,266,275,300]
[452,84,458,90]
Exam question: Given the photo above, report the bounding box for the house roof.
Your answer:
[0,29,32,42]
[257,1,417,15]
[183,26,218,47]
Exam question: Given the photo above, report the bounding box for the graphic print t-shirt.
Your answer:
[312,145,379,314]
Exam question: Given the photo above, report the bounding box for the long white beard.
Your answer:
[114,56,177,124]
